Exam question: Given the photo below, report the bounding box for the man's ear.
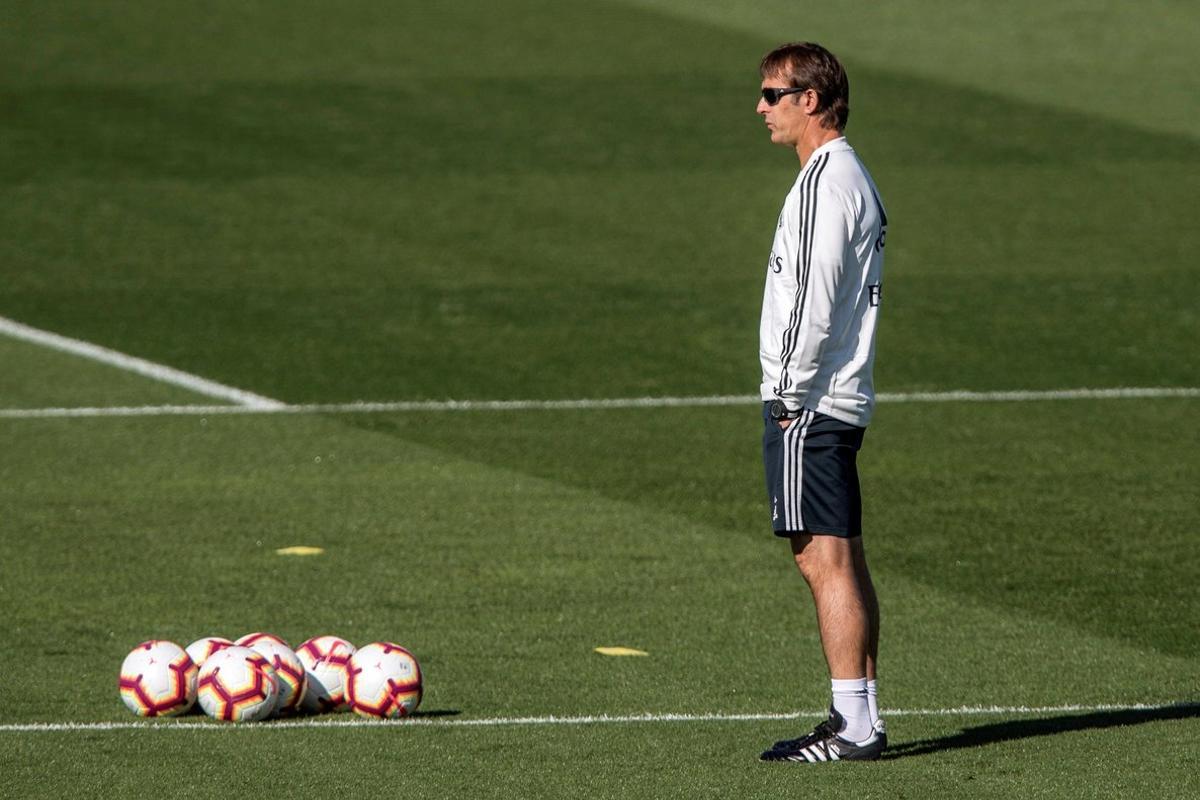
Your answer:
[801,89,820,115]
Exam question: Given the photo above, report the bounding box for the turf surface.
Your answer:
[1,1,1198,797]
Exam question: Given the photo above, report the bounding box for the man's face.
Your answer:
[757,74,811,148]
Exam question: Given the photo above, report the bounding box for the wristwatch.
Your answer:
[768,399,802,421]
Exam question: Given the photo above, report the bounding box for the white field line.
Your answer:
[0,315,285,409]
[0,702,1192,734]
[0,387,1198,420]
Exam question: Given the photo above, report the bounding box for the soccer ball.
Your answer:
[345,642,423,719]
[237,634,308,714]
[118,640,197,717]
[296,635,356,713]
[185,636,234,668]
[196,645,280,722]
[234,631,289,649]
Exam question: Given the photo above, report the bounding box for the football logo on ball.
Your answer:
[118,640,198,717]
[196,645,280,722]
[345,642,423,719]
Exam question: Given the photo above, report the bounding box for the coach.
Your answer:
[754,42,889,764]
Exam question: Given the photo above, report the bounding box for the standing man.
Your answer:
[755,42,888,764]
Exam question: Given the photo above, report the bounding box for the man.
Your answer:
[755,42,888,764]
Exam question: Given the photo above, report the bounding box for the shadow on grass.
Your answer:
[885,703,1200,759]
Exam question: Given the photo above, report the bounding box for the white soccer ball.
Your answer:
[234,631,289,649]
[185,636,234,668]
[345,641,423,719]
[237,633,307,714]
[296,635,356,713]
[118,640,197,717]
[196,645,280,722]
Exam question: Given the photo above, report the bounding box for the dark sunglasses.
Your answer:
[761,87,809,106]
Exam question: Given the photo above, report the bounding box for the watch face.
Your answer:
[769,400,785,420]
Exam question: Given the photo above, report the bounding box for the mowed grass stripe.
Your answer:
[2,403,1196,727]
[3,702,1195,733]
[1,386,1197,419]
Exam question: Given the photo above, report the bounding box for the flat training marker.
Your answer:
[275,546,324,556]
[594,647,649,657]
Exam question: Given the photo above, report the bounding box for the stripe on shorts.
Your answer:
[782,409,814,530]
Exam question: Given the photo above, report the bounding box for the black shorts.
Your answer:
[762,403,866,538]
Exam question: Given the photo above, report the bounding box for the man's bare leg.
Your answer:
[849,536,880,682]
[790,533,876,742]
[790,533,870,679]
[849,536,881,728]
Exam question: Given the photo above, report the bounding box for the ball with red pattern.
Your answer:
[234,631,290,650]
[345,642,423,719]
[296,635,356,713]
[240,637,307,714]
[196,646,280,722]
[185,637,234,668]
[118,640,197,717]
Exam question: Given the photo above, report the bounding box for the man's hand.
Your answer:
[778,418,793,430]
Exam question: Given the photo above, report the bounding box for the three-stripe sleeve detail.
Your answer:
[774,152,830,398]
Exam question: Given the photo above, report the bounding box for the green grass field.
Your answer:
[2,1,1198,797]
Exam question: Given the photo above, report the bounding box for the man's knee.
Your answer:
[790,532,856,581]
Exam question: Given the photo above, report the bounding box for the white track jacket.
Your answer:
[759,137,887,428]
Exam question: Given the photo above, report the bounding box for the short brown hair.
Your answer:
[759,42,849,131]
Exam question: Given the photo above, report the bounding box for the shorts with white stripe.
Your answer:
[762,403,865,538]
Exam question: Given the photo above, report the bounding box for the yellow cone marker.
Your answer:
[594,646,649,657]
[275,546,325,556]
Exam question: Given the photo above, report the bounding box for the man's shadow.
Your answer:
[884,703,1200,759]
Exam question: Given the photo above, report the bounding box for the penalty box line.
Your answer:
[0,315,284,410]
[1,387,1198,419]
[1,702,1194,733]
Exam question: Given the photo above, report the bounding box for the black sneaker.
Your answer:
[761,708,885,763]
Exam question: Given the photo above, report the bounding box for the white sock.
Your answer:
[866,679,879,724]
[830,678,872,742]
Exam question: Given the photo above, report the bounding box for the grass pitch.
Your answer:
[2,1,1198,797]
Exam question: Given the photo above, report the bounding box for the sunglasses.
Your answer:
[761,87,810,106]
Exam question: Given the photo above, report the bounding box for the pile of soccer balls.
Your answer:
[118,633,422,722]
